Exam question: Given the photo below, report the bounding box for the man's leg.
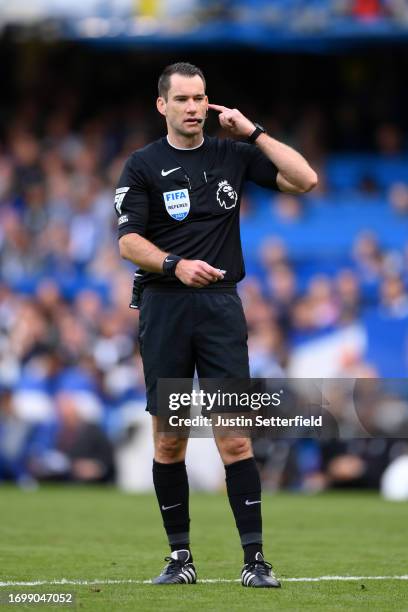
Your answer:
[214,436,264,563]
[194,292,269,568]
[152,416,191,554]
[151,417,196,584]
[138,289,196,584]
[215,435,281,588]
[191,289,280,587]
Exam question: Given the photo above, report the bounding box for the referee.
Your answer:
[115,62,317,587]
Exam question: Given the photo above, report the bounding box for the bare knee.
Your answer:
[216,437,252,465]
[155,435,187,463]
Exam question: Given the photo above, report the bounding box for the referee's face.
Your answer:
[157,74,208,143]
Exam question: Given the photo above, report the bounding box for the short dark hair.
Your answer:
[158,62,206,100]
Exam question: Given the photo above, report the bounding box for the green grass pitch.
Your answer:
[1,487,407,610]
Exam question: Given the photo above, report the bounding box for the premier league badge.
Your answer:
[216,180,237,210]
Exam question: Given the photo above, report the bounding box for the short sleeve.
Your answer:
[232,141,279,190]
[114,155,150,238]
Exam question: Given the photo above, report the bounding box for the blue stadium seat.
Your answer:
[362,309,408,376]
[326,154,408,191]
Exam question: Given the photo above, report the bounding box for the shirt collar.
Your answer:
[166,135,205,151]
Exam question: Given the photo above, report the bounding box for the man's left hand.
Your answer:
[208,104,255,139]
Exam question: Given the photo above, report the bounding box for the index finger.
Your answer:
[208,103,230,113]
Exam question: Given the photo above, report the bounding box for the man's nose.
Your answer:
[186,100,198,113]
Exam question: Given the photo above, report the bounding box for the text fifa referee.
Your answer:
[115,62,317,587]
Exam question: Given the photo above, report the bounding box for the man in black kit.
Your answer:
[115,62,317,587]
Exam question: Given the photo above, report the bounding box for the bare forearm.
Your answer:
[119,233,167,273]
[256,133,318,193]
[118,232,224,287]
[208,103,318,194]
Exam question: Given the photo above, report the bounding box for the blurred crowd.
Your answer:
[208,0,408,27]
[3,0,408,38]
[1,48,408,492]
[241,233,408,375]
[239,0,408,20]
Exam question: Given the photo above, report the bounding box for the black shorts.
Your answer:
[138,286,250,415]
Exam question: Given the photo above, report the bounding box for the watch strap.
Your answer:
[248,123,265,144]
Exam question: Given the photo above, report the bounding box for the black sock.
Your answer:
[243,542,264,564]
[152,460,192,559]
[225,457,263,563]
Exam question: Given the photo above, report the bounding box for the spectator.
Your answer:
[352,0,383,19]
[388,182,408,216]
[28,391,114,483]
[380,275,408,317]
[0,386,37,487]
[335,269,361,323]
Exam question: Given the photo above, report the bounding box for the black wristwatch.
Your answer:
[247,122,266,144]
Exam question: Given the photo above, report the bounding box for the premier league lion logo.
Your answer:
[216,180,238,210]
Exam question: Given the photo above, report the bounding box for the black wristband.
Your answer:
[162,254,182,277]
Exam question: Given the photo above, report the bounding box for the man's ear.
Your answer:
[157,97,166,116]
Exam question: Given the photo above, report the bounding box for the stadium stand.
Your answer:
[0,28,407,491]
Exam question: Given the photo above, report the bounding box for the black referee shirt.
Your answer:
[115,135,279,286]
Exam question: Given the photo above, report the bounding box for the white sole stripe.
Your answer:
[0,576,408,587]
[183,568,194,582]
[241,570,249,583]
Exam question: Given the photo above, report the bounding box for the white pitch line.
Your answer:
[0,576,408,587]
